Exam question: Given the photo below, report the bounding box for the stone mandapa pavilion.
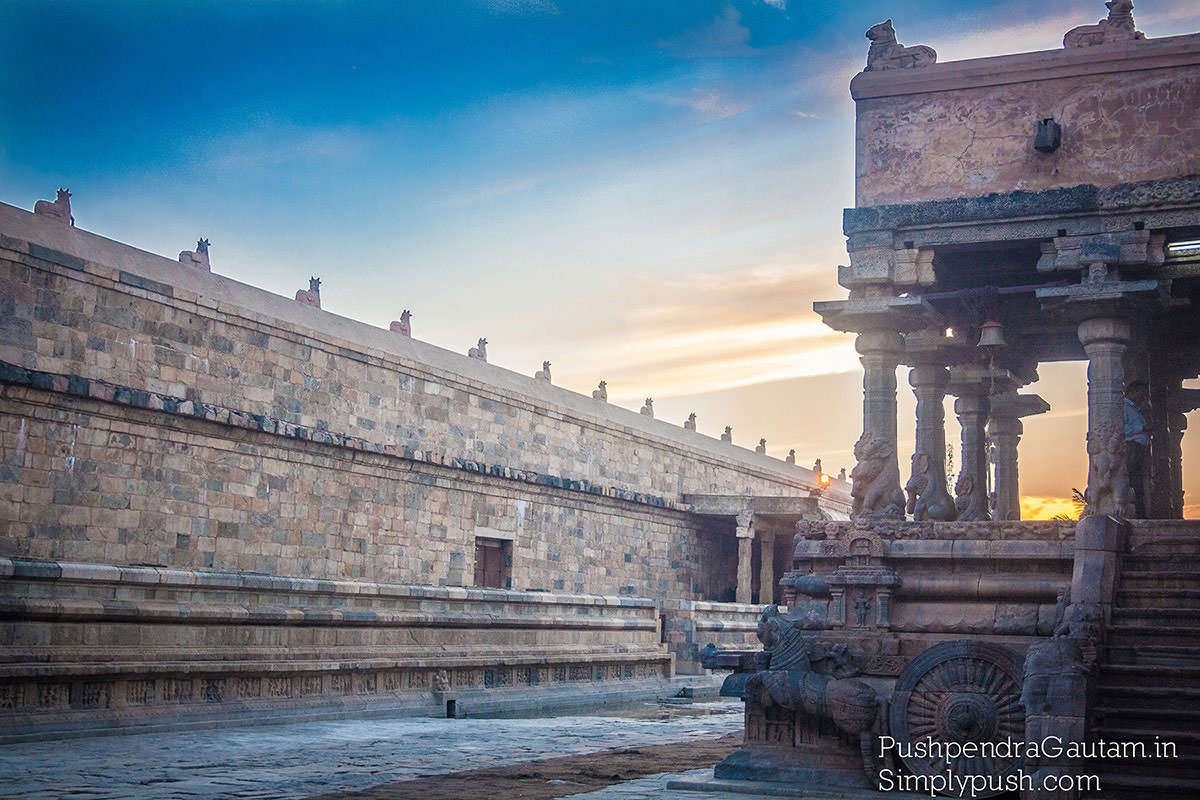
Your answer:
[697,4,1200,800]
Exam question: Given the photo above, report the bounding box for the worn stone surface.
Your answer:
[0,701,744,799]
[853,36,1200,206]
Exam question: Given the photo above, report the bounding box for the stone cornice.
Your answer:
[850,32,1200,101]
[844,175,1200,235]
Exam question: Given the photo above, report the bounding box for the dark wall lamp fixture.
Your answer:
[1034,118,1062,152]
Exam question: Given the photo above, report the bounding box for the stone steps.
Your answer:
[1093,537,1200,799]
[1116,587,1200,608]
[1126,526,1200,556]
[1107,623,1200,648]
[1092,683,1200,708]
[1097,663,1200,690]
[1111,606,1200,627]
[1117,569,1200,591]
[1105,642,1200,666]
[1093,705,1200,734]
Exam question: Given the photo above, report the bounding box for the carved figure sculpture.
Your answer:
[1021,588,1100,793]
[468,338,487,361]
[389,310,412,336]
[853,596,871,627]
[534,361,551,381]
[953,473,988,521]
[1064,0,1144,48]
[34,188,74,226]
[865,20,937,71]
[1083,424,1127,516]
[721,426,733,443]
[756,438,767,454]
[295,277,321,308]
[592,381,607,401]
[640,397,654,417]
[743,606,879,737]
[786,449,795,464]
[907,453,957,521]
[849,435,905,518]
[684,412,696,431]
[179,238,211,271]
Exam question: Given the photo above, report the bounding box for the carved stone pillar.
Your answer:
[1167,410,1188,520]
[988,415,1023,521]
[851,330,906,518]
[758,529,774,605]
[988,392,1050,522]
[953,390,991,521]
[907,364,956,520]
[735,512,755,605]
[1078,316,1131,517]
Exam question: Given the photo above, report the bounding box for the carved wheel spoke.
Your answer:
[888,641,1025,799]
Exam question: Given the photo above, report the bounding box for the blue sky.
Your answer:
[3,0,1199,511]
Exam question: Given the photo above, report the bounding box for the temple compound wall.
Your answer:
[0,200,848,737]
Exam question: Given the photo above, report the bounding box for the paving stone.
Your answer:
[0,702,743,800]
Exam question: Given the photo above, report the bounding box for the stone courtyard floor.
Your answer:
[1,700,760,800]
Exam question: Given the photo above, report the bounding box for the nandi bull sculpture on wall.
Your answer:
[864,20,936,71]
[34,188,74,226]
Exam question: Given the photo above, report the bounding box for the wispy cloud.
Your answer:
[658,6,755,59]
[657,86,754,121]
[545,257,857,401]
[201,124,373,172]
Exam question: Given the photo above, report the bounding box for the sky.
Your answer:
[2,0,1198,518]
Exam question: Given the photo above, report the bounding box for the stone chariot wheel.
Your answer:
[888,640,1025,798]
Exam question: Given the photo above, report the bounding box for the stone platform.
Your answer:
[0,556,684,742]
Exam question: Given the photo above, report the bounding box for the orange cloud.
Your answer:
[1020,495,1080,521]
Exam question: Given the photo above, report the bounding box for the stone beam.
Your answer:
[681,495,825,517]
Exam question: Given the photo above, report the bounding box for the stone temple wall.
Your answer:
[0,200,845,732]
[0,200,843,597]
[852,34,1200,206]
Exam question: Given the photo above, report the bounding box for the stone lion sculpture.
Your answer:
[850,435,905,517]
[1083,425,1127,516]
[906,453,956,521]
